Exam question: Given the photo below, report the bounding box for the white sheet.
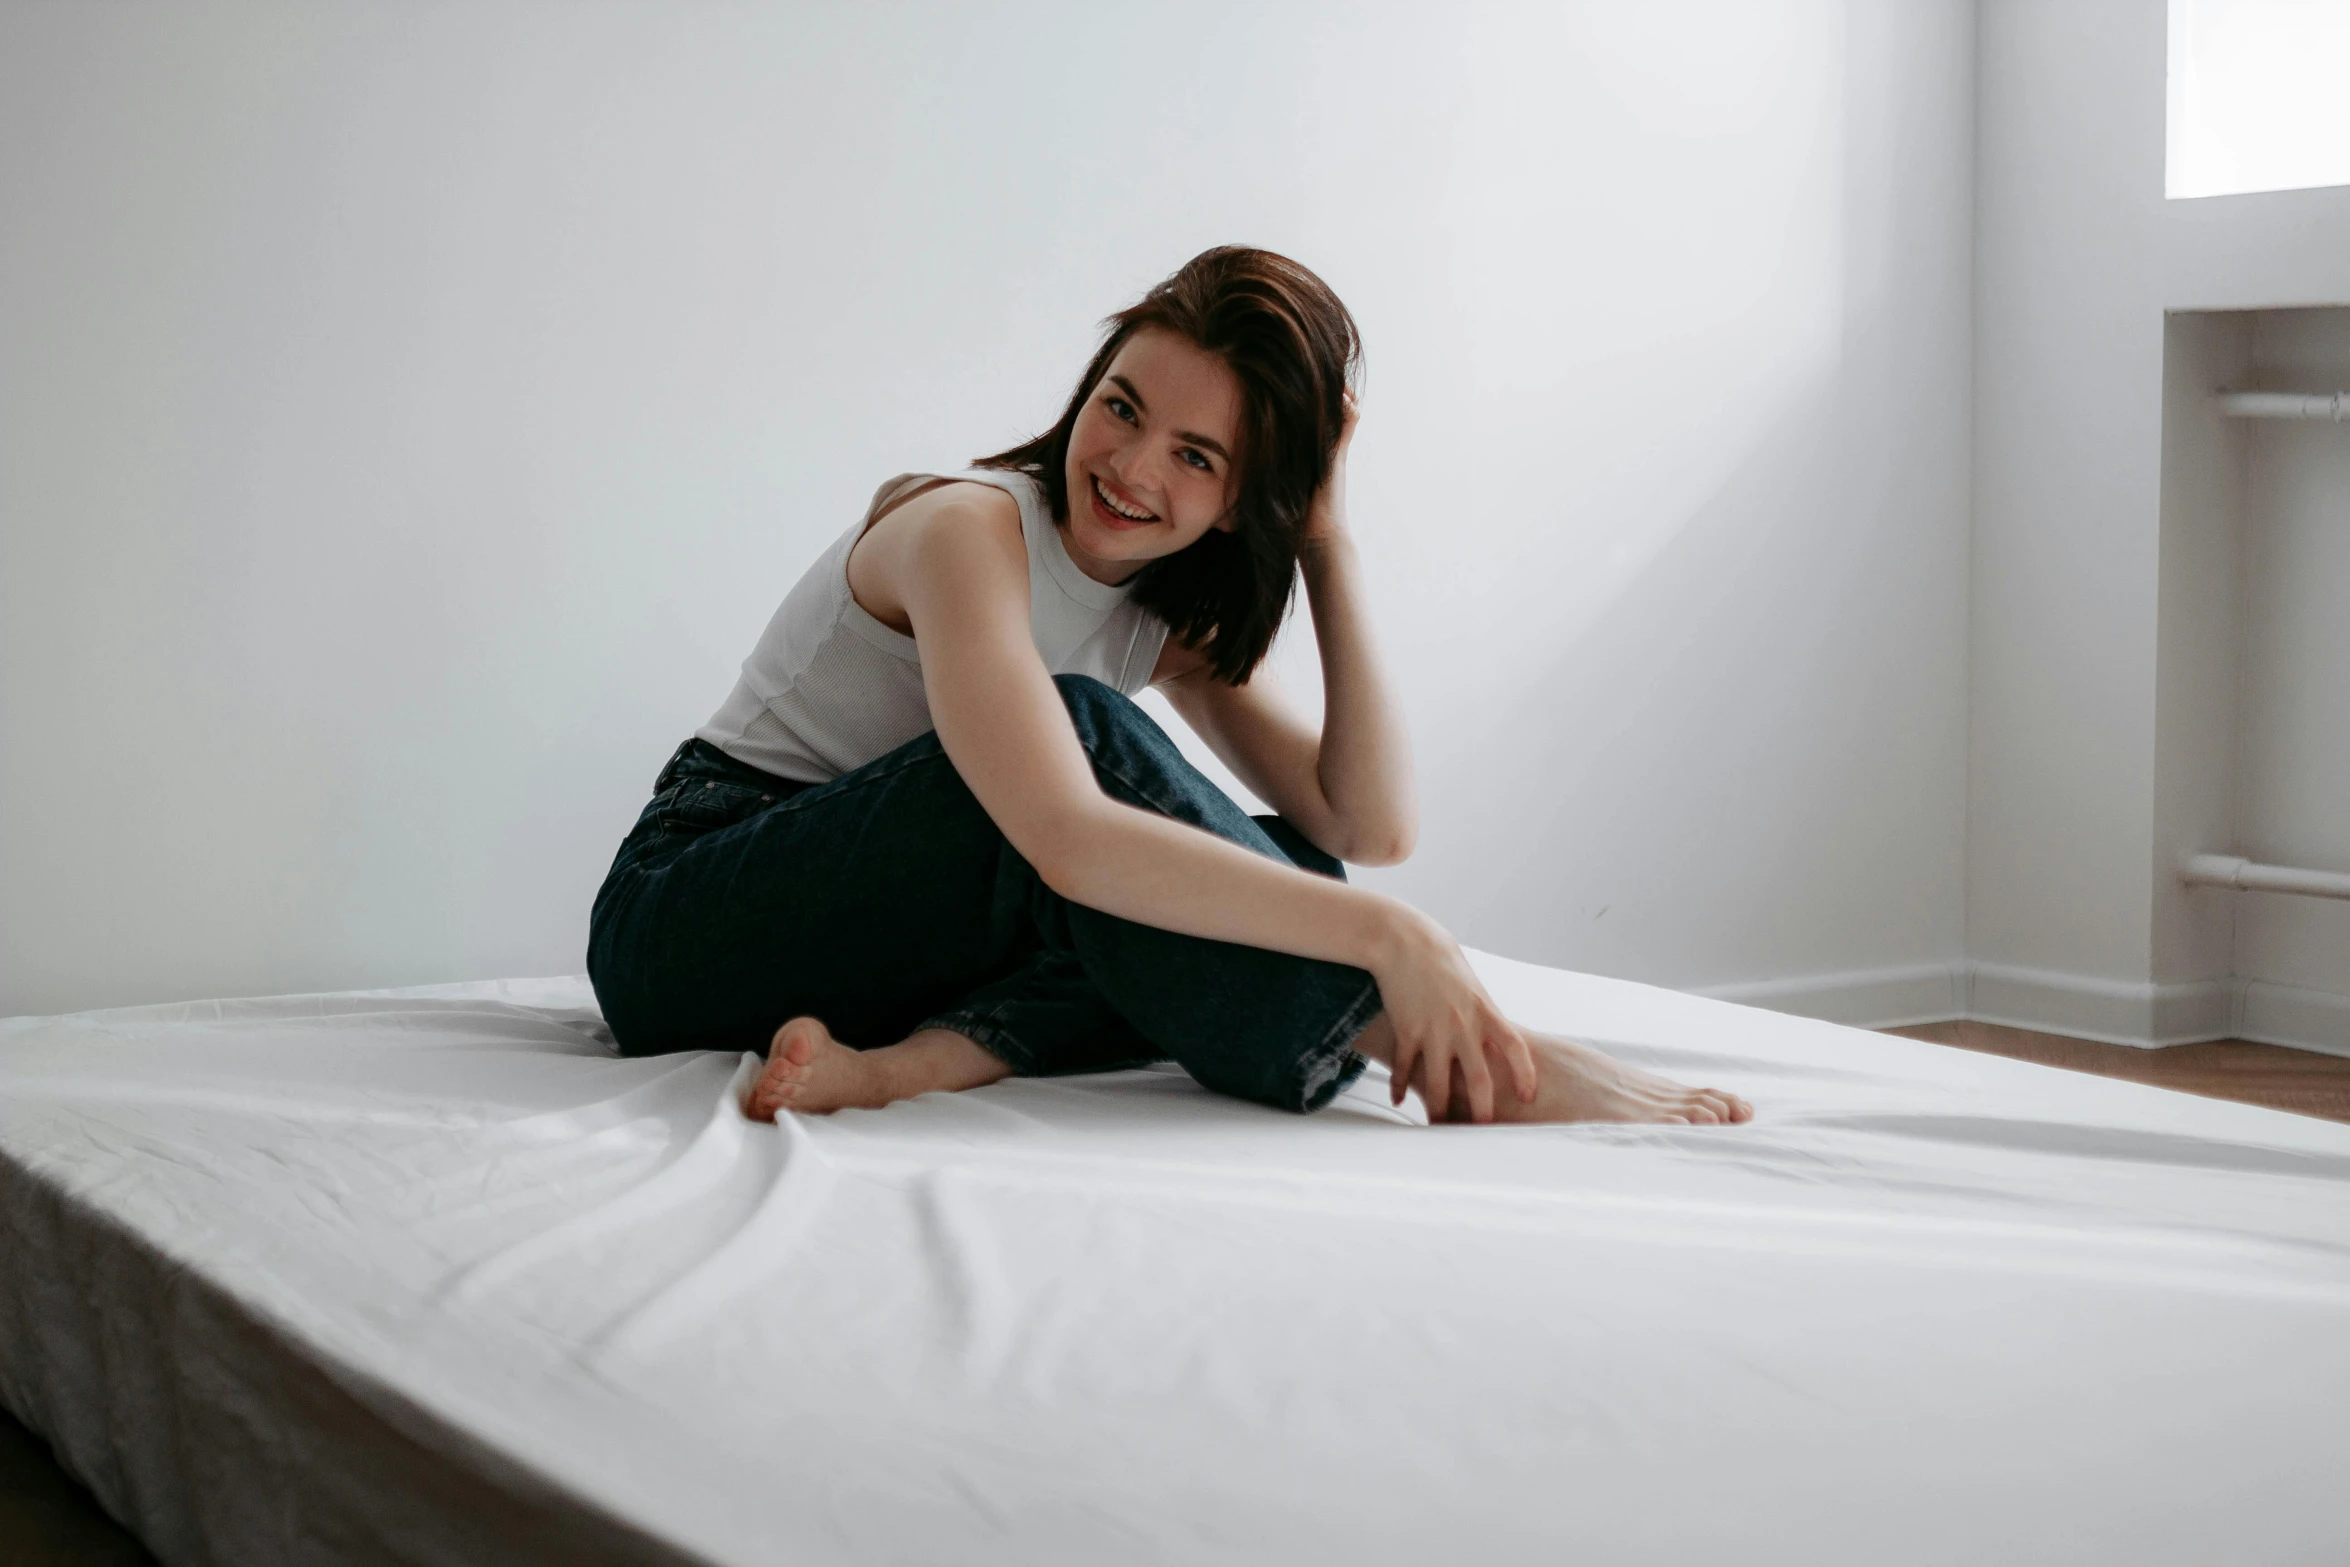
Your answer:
[5,951,2348,1566]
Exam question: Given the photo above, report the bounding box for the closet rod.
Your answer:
[2217,390,2350,421]
[2181,853,2350,901]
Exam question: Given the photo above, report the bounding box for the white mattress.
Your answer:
[5,950,2348,1566]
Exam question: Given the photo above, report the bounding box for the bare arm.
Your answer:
[896,492,1399,965]
[871,485,1531,1118]
[1161,537,1414,866]
[1160,394,1415,866]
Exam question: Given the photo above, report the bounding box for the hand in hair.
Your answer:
[1302,390,1360,549]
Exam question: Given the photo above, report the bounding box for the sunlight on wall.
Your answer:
[2168,0,2350,199]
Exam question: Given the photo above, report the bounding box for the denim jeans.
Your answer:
[587,675,1378,1113]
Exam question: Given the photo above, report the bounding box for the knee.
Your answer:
[1052,676,1292,857]
[1053,674,1146,736]
[1054,674,1170,765]
[1051,674,1204,805]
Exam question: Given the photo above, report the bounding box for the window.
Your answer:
[2168,0,2350,199]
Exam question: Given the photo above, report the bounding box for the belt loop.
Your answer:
[653,739,696,793]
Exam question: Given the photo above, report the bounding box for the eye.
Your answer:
[1178,447,1214,472]
[1105,396,1137,423]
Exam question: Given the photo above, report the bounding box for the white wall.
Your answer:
[1972,0,2350,1047]
[0,1,1976,1020]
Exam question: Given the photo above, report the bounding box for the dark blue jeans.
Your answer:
[587,676,1378,1113]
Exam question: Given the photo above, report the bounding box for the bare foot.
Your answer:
[744,1017,886,1120]
[743,1019,1012,1121]
[1442,1031,1753,1126]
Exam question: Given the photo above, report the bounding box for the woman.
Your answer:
[588,247,1751,1129]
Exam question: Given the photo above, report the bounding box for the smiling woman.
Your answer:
[584,246,1751,1131]
[976,248,1354,686]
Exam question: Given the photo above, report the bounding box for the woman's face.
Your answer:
[1060,327,1242,584]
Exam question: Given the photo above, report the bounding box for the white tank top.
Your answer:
[696,469,1171,783]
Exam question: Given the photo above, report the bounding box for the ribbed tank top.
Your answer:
[695,469,1171,783]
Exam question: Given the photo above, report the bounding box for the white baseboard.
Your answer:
[1702,958,2350,1056]
[1963,962,2234,1049]
[2237,979,2350,1060]
[1698,963,1966,1029]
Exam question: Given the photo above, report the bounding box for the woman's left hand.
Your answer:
[1302,390,1359,547]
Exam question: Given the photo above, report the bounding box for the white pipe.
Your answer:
[2216,390,2350,421]
[2181,853,2350,900]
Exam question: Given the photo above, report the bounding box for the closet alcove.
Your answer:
[2158,306,2350,1053]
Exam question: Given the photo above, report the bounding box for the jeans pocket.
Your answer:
[650,777,777,835]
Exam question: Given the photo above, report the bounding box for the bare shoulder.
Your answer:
[879,476,1020,533]
[849,477,1027,632]
[897,480,1025,569]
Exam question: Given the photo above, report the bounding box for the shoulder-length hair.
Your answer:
[975,246,1360,686]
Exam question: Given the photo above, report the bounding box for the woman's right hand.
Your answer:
[1369,906,1538,1122]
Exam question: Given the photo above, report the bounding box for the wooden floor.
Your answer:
[4,1021,2347,1565]
[1887,1020,2350,1124]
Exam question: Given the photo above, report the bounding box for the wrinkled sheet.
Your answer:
[4,950,2348,1566]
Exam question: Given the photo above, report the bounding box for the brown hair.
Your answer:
[975,246,1361,685]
